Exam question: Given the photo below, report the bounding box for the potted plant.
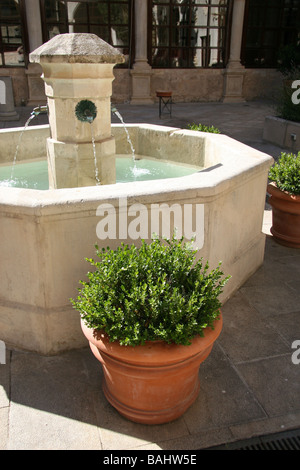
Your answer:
[71,235,230,424]
[268,152,300,248]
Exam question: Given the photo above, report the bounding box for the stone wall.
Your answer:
[2,66,283,106]
[151,69,224,103]
[112,67,282,104]
[243,69,282,101]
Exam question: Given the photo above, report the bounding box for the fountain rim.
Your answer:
[0,123,273,219]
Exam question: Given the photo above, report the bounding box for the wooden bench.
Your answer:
[156,91,172,118]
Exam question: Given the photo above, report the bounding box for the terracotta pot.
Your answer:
[81,314,223,424]
[267,182,300,248]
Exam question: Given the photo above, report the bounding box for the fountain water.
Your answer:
[74,99,101,185]
[111,106,155,181]
[0,100,199,188]
[112,106,136,160]
[9,113,36,182]
[0,33,273,354]
[90,123,101,186]
[8,105,48,183]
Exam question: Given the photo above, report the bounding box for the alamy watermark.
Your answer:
[0,340,5,365]
[291,340,300,365]
[291,80,300,105]
[96,197,204,248]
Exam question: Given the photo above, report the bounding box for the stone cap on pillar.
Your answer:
[29,33,125,65]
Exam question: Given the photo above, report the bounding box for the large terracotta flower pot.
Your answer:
[267,182,300,248]
[81,314,223,425]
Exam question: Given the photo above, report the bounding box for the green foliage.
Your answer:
[187,123,220,134]
[269,152,300,196]
[71,236,230,346]
[277,44,300,80]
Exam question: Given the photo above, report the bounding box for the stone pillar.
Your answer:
[0,77,19,121]
[222,0,246,103]
[130,0,153,104]
[30,33,124,189]
[25,0,46,106]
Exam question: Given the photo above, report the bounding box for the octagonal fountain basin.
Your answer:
[0,153,201,189]
[0,123,273,354]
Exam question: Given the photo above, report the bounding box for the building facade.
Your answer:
[0,0,299,106]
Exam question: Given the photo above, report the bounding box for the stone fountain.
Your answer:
[0,34,273,354]
[30,33,124,188]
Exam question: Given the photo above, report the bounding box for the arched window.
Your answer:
[0,0,28,67]
[149,0,231,68]
[242,0,300,68]
[40,0,133,66]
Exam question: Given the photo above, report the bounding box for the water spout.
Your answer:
[75,100,97,123]
[85,113,94,124]
[31,105,48,117]
[111,105,136,161]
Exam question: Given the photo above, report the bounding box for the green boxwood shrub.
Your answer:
[71,236,230,346]
[269,152,300,196]
[187,123,220,134]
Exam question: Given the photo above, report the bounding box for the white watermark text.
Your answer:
[96,198,204,248]
[291,340,300,365]
[291,80,300,105]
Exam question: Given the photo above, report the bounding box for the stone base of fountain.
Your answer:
[0,123,273,354]
[47,137,116,188]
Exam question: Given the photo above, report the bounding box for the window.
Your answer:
[242,0,300,68]
[40,0,132,66]
[0,0,28,67]
[150,0,231,68]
